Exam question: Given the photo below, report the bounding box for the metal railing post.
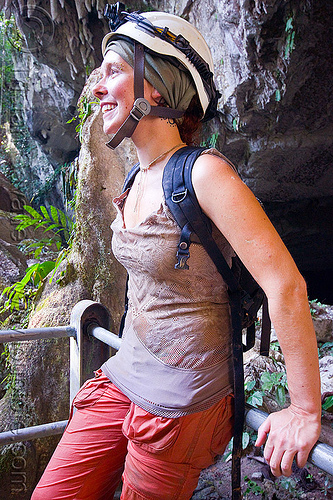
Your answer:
[69,300,111,403]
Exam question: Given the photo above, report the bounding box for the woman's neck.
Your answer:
[132,117,185,169]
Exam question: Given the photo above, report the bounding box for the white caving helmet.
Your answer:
[101,2,220,149]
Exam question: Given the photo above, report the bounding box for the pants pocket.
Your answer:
[122,404,181,454]
[72,370,110,410]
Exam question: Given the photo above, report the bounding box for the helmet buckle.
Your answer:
[130,98,152,122]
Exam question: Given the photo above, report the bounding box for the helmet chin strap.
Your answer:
[105,42,184,150]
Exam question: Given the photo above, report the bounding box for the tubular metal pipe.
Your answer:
[0,420,68,446]
[0,326,76,343]
[88,324,122,350]
[245,405,333,476]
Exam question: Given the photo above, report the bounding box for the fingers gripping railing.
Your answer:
[245,406,333,476]
[0,301,332,477]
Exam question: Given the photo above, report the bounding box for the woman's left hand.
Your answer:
[255,405,321,477]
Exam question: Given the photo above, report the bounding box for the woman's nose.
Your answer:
[93,79,107,99]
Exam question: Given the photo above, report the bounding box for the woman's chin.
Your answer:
[103,123,116,136]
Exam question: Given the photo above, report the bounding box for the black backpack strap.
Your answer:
[123,162,140,192]
[163,147,239,291]
[163,146,244,500]
[260,295,271,356]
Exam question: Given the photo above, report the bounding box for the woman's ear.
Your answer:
[151,87,166,105]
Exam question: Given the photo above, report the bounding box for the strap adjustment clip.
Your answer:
[130,98,151,121]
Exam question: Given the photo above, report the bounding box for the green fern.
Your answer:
[0,261,55,312]
[1,204,75,313]
[14,204,74,245]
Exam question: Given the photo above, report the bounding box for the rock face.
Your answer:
[1,0,332,300]
[0,0,333,496]
[0,72,137,498]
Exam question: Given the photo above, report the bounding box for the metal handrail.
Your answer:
[0,301,332,477]
[0,326,76,343]
[87,323,122,350]
[0,421,68,445]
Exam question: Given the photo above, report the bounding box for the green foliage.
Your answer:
[1,344,16,391]
[0,261,55,312]
[279,476,299,496]
[0,14,43,196]
[0,14,19,120]
[284,15,296,60]
[244,476,264,497]
[232,116,239,132]
[201,132,219,149]
[14,204,74,245]
[322,395,333,412]
[245,362,288,409]
[260,371,288,407]
[245,379,263,408]
[0,203,75,314]
[321,476,333,496]
[67,96,98,143]
[310,298,328,317]
[30,160,78,208]
[61,160,78,210]
[318,341,333,358]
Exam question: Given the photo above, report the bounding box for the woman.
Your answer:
[32,8,321,500]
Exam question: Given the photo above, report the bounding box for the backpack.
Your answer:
[121,145,271,500]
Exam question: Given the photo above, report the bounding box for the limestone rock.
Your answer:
[2,0,333,300]
[319,356,333,396]
[311,302,333,343]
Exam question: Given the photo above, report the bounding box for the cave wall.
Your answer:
[0,2,332,495]
[1,0,332,299]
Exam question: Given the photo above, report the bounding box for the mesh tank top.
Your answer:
[102,150,234,417]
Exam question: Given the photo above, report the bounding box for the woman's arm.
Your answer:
[192,154,321,477]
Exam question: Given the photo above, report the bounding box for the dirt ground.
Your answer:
[191,444,333,499]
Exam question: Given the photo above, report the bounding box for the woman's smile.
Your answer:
[93,51,135,135]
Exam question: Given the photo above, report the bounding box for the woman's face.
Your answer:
[93,51,136,136]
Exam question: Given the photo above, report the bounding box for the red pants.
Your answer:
[32,370,234,500]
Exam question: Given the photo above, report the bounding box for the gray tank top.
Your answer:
[102,151,234,417]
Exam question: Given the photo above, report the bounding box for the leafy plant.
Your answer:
[244,476,264,497]
[14,204,74,246]
[260,371,288,407]
[321,475,333,496]
[0,204,75,314]
[322,395,333,412]
[0,261,55,312]
[201,132,219,149]
[270,340,280,352]
[318,341,333,360]
[310,298,328,317]
[61,159,78,210]
[1,344,16,391]
[284,15,296,60]
[245,379,264,408]
[67,96,98,143]
[279,476,299,496]
[245,368,288,409]
[232,116,239,132]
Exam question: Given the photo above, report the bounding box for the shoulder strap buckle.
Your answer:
[174,223,192,270]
